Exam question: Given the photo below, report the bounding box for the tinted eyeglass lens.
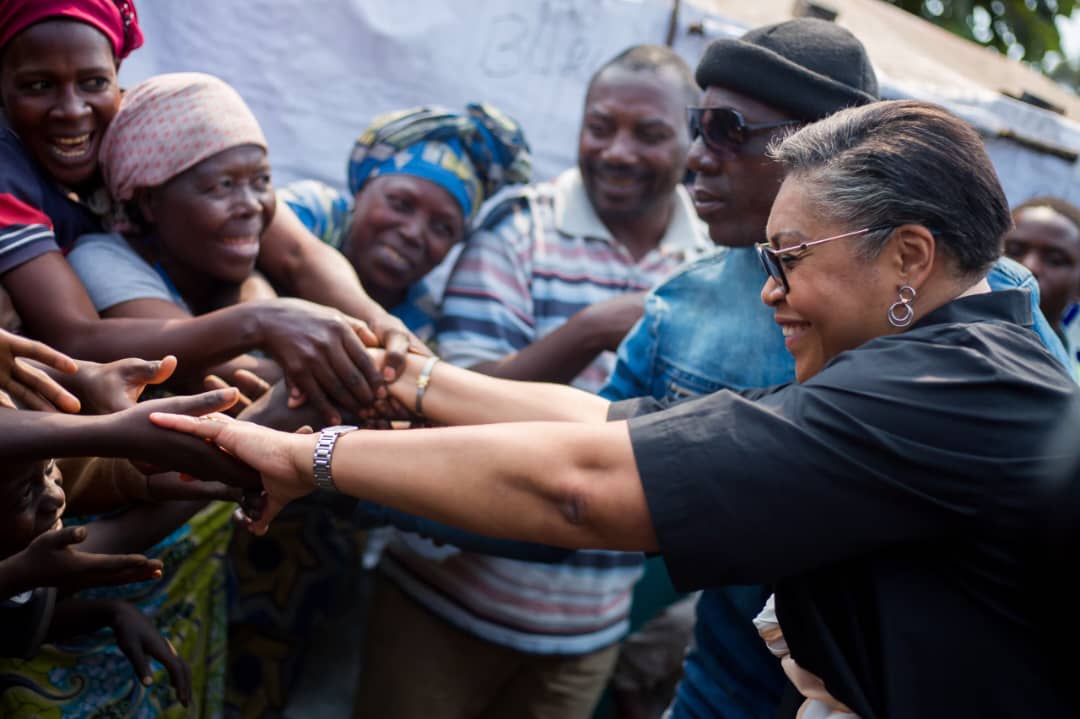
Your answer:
[687,108,747,150]
[756,245,787,291]
[704,108,745,145]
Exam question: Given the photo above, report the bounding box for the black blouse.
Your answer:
[614,290,1078,718]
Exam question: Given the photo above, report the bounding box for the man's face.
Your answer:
[1004,206,1080,326]
[686,86,797,247]
[577,66,690,225]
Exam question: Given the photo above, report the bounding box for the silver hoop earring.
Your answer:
[887,285,917,328]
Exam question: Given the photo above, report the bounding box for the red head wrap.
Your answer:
[0,0,143,60]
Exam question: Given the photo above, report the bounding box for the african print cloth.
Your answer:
[347,103,530,222]
[0,502,232,719]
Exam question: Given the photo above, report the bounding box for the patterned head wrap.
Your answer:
[100,72,267,208]
[0,0,143,60]
[348,103,531,222]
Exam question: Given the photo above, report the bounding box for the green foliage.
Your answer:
[885,0,1076,64]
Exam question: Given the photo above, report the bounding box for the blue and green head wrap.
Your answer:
[347,102,532,223]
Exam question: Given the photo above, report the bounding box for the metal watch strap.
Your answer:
[312,425,358,491]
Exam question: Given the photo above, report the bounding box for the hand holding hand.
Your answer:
[104,389,261,489]
[256,298,384,424]
[149,411,313,534]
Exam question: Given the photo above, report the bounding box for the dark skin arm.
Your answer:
[470,292,646,383]
[77,500,209,555]
[0,526,162,597]
[5,252,382,423]
[0,389,260,488]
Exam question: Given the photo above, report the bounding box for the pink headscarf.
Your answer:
[0,0,143,60]
[101,72,268,209]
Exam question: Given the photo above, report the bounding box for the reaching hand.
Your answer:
[104,389,261,489]
[8,526,163,593]
[203,368,272,417]
[0,328,80,413]
[367,310,430,383]
[110,601,192,707]
[256,298,385,424]
[149,412,313,534]
[70,355,177,414]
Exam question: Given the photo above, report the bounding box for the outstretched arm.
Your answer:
[375,350,611,426]
[150,411,657,552]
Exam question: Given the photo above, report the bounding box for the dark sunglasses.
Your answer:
[687,107,800,152]
[756,227,891,293]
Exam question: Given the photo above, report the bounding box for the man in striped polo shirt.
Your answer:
[355,44,711,719]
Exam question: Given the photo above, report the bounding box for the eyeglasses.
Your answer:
[687,107,801,153]
[757,227,890,293]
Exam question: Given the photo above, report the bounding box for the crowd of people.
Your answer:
[1,1,1078,718]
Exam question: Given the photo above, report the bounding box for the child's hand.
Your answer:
[110,602,192,707]
[70,356,177,414]
[0,328,80,413]
[10,526,162,593]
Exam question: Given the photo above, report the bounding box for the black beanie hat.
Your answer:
[694,18,879,122]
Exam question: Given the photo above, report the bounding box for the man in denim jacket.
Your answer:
[601,18,1071,719]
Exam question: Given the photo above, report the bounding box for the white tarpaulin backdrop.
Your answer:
[121,0,1080,206]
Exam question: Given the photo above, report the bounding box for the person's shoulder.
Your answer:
[0,129,46,195]
[472,177,555,234]
[278,178,348,208]
[648,246,730,294]
[68,232,148,271]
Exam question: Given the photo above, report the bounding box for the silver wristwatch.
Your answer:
[312,425,359,491]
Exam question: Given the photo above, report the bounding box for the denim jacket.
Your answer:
[600,249,1070,719]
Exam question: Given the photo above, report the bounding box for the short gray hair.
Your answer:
[768,100,1010,277]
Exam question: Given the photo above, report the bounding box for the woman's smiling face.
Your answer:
[761,174,900,382]
[0,20,120,189]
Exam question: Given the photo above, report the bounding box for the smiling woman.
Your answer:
[154,100,1080,718]
[279,103,531,342]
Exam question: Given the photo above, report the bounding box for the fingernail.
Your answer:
[142,676,152,686]
[151,569,163,579]
[382,367,396,382]
[376,386,388,399]
[179,473,197,482]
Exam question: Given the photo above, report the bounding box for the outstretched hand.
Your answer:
[71,355,178,414]
[110,601,192,707]
[0,328,80,413]
[149,412,313,534]
[104,389,261,489]
[9,526,163,593]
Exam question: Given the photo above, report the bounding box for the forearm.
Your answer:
[78,500,208,554]
[259,203,386,322]
[389,352,610,425]
[58,307,269,379]
[469,309,605,384]
[46,598,118,641]
[300,420,656,550]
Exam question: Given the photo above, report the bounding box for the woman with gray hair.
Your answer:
[152,100,1077,717]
